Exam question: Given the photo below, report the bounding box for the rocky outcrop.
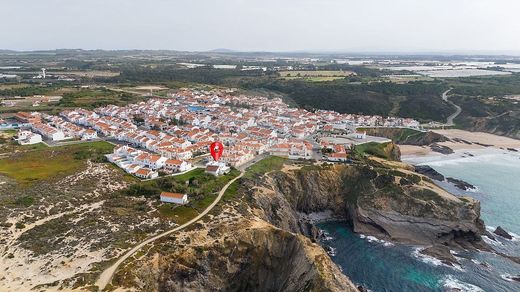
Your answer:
[122,158,490,291]
[125,219,358,292]
[414,166,476,191]
[414,165,444,181]
[361,127,448,146]
[446,177,476,191]
[494,226,513,240]
[420,245,458,266]
[430,143,454,155]
[250,162,487,251]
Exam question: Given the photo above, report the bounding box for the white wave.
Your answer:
[466,186,480,193]
[322,235,334,241]
[500,273,520,282]
[485,225,496,232]
[411,248,464,271]
[484,225,520,242]
[359,235,394,246]
[326,246,337,257]
[321,231,334,241]
[412,148,520,168]
[482,235,503,246]
[412,247,443,266]
[441,275,484,292]
[507,231,520,242]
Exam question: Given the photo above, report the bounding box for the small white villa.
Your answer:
[160,192,188,204]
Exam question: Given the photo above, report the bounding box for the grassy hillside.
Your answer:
[359,127,448,145]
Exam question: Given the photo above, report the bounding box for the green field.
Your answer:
[354,142,398,160]
[279,70,355,77]
[0,141,114,184]
[123,167,241,224]
[244,156,286,179]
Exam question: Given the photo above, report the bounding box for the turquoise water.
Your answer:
[420,151,520,235]
[319,150,520,291]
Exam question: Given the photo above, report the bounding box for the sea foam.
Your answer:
[441,275,484,292]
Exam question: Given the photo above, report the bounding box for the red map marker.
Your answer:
[210,141,224,161]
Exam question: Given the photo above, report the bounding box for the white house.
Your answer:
[17,130,42,145]
[164,159,192,173]
[146,155,167,170]
[353,131,367,140]
[205,162,230,176]
[327,152,349,162]
[134,168,158,179]
[160,192,188,204]
[81,129,98,140]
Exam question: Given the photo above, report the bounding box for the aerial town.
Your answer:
[8,88,419,180]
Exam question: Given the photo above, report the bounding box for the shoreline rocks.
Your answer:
[414,165,477,192]
[420,245,458,266]
[414,165,445,181]
[494,226,513,240]
[446,177,476,191]
[430,143,454,155]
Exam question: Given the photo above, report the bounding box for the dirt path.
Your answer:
[442,89,461,126]
[95,170,245,290]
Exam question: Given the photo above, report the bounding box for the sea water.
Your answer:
[319,149,520,291]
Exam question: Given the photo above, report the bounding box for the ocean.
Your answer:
[319,149,520,291]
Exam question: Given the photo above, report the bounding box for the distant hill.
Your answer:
[207,48,236,53]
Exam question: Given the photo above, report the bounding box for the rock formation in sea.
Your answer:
[414,165,445,181]
[446,177,476,191]
[494,226,513,240]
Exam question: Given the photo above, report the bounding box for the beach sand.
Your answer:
[400,129,520,157]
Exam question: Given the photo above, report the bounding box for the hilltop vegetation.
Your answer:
[114,65,453,122]
[0,141,113,183]
[359,127,448,145]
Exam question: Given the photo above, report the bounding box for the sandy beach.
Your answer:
[400,129,520,158]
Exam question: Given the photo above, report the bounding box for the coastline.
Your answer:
[400,129,520,159]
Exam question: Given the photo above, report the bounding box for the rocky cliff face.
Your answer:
[250,161,486,250]
[154,221,355,292]
[118,158,487,291]
[112,188,358,292]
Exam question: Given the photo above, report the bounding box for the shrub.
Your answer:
[14,196,35,207]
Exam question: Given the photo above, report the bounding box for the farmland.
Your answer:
[278,70,355,81]
[0,141,114,183]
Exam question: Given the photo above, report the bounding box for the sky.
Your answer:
[2,0,520,53]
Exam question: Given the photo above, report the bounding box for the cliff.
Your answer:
[360,127,448,146]
[116,157,488,291]
[249,160,486,250]
[114,216,358,292]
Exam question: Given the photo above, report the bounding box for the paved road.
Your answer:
[95,169,245,290]
[442,89,461,126]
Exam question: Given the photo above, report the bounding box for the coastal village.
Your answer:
[7,88,420,183]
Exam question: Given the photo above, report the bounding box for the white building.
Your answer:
[134,168,158,179]
[205,162,230,176]
[160,192,188,204]
[327,152,349,162]
[82,129,98,140]
[164,159,192,173]
[17,130,42,145]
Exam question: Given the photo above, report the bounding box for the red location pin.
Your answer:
[210,141,224,161]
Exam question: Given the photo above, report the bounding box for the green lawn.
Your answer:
[244,156,286,179]
[222,180,239,201]
[131,168,241,223]
[0,141,114,184]
[354,142,391,159]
